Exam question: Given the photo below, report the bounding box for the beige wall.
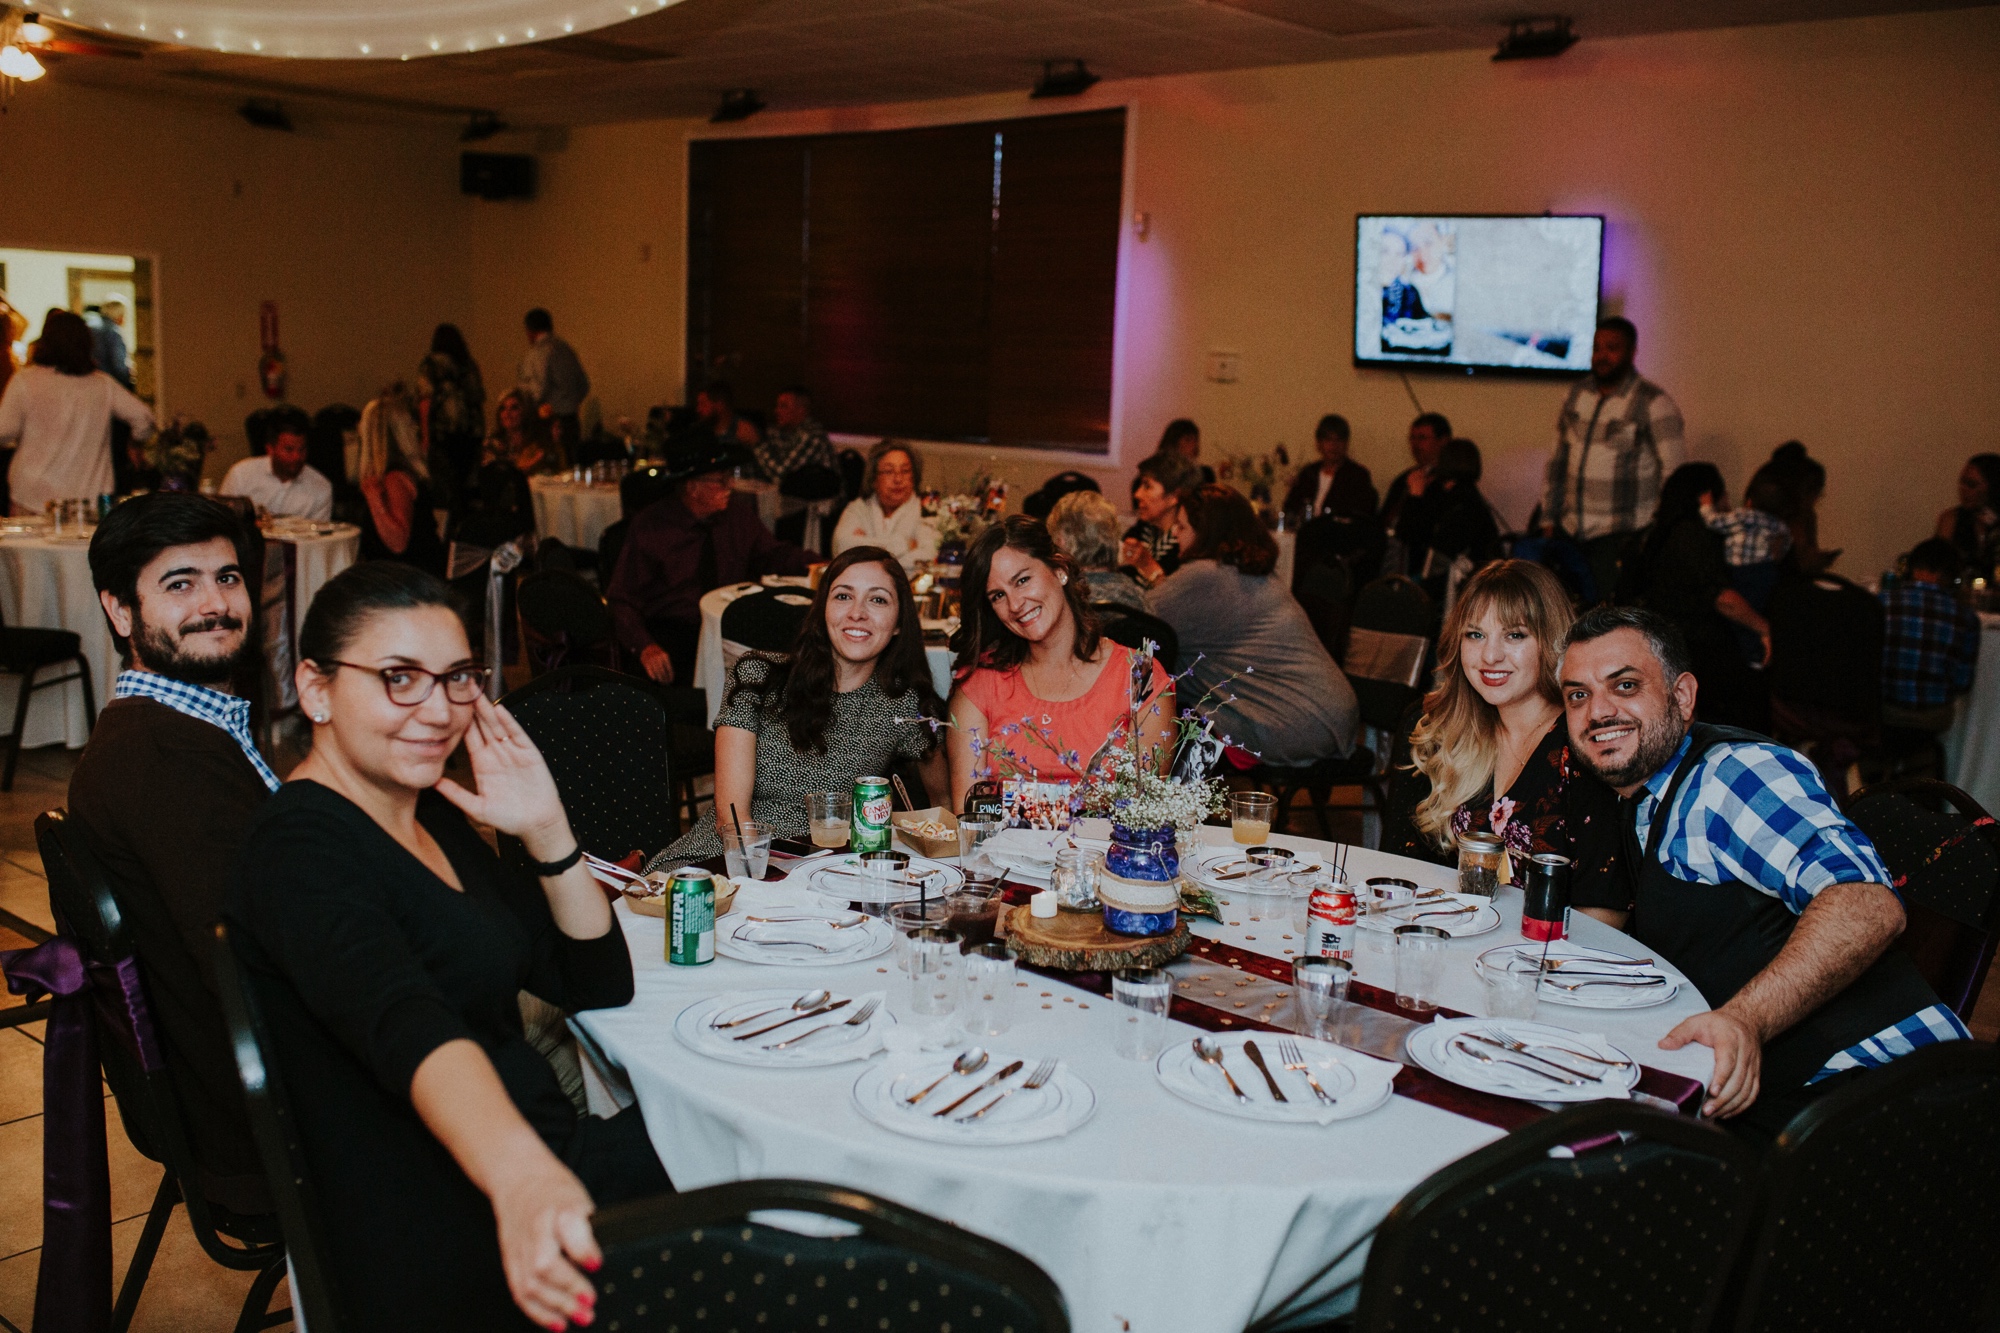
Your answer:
[0,81,470,475]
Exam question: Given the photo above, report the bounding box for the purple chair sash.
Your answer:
[1,936,163,1333]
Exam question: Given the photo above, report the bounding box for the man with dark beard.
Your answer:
[1559,605,1964,1139]
[70,493,279,1214]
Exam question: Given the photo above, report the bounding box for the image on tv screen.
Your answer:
[1354,214,1603,373]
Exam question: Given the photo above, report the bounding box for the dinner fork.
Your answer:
[764,997,880,1049]
[1276,1037,1335,1107]
[956,1058,1059,1122]
[1540,975,1667,991]
[1492,1027,1633,1069]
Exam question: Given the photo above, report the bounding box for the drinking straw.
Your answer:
[730,803,748,875]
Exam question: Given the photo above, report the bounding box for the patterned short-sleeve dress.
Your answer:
[646,655,937,873]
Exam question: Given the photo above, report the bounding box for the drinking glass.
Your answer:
[1050,847,1101,911]
[1245,845,1295,887]
[1292,956,1352,1040]
[960,943,1017,1037]
[943,882,1003,950]
[721,821,772,880]
[806,792,852,850]
[1480,955,1541,1020]
[1230,792,1276,845]
[956,814,1005,868]
[1394,925,1450,1013]
[906,927,962,1021]
[890,900,951,972]
[1111,968,1173,1060]
[1364,877,1417,918]
[1285,869,1322,934]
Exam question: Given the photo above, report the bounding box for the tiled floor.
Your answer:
[0,738,1993,1332]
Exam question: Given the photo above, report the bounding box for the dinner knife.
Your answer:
[934,1060,1024,1118]
[1242,1041,1289,1102]
[1458,1031,1601,1082]
[733,998,849,1041]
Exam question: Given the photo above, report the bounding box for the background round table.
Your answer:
[1942,609,2000,813]
[576,829,1712,1332]
[530,475,623,553]
[0,532,114,749]
[693,582,953,726]
[267,523,362,641]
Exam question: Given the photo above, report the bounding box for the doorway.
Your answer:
[0,246,157,403]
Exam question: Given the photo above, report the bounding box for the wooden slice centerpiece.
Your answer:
[1002,905,1190,972]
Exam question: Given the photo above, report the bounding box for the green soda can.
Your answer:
[667,868,716,965]
[852,775,893,854]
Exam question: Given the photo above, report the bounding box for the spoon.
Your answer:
[711,990,830,1030]
[1193,1038,1250,1103]
[906,1048,989,1106]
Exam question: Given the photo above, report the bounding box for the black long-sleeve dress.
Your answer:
[226,781,668,1331]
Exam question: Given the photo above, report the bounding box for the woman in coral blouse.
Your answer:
[947,516,1174,823]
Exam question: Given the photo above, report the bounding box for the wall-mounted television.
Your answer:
[1353,214,1603,375]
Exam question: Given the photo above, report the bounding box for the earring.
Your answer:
[312,713,328,724]
[1058,574,1068,585]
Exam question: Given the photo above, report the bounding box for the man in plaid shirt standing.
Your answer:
[1880,538,1982,733]
[1541,316,1685,602]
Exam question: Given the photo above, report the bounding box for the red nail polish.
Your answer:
[582,1256,602,1273]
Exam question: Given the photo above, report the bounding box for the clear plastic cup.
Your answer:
[1364,877,1418,918]
[1481,955,1541,1020]
[806,792,852,850]
[1394,924,1450,1013]
[956,814,1005,865]
[1292,956,1352,1040]
[1111,968,1172,1060]
[721,821,772,880]
[1230,791,1276,845]
[960,943,1017,1036]
[906,927,962,1019]
[889,900,952,972]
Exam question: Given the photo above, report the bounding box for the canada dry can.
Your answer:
[668,868,717,965]
[1305,880,1356,961]
[1521,852,1572,943]
[852,776,893,854]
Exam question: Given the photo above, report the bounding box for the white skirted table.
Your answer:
[529,476,623,553]
[0,532,113,749]
[1942,610,2000,813]
[576,829,1712,1332]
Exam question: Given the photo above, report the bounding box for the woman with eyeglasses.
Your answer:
[227,561,666,1332]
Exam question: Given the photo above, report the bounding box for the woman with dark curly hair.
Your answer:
[646,544,946,871]
[1146,484,1357,766]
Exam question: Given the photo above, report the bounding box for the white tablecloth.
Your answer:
[530,476,623,553]
[694,582,954,727]
[0,534,114,749]
[271,525,362,641]
[578,827,1712,1332]
[1942,610,2000,813]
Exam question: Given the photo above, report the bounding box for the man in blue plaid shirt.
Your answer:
[1880,538,1982,732]
[1560,606,1964,1139]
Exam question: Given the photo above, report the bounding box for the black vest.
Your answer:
[1621,724,1940,1092]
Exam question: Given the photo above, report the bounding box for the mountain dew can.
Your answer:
[668,868,716,965]
[853,776,893,854]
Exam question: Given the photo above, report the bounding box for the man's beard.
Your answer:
[1573,702,1688,790]
[133,611,253,686]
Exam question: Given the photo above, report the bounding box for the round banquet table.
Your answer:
[266,523,362,641]
[0,531,113,749]
[529,475,623,553]
[576,826,1714,1332]
[693,582,954,727]
[1942,610,2000,814]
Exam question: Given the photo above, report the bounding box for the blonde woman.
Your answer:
[357,387,446,574]
[1388,559,1627,918]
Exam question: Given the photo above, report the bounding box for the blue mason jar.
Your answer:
[1101,823,1181,936]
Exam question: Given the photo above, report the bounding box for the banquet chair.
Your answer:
[1840,778,1999,1022]
[1093,601,1180,672]
[213,922,353,1333]
[500,665,681,866]
[591,1178,1069,1333]
[0,601,96,790]
[517,568,620,675]
[1261,1104,1756,1333]
[32,811,292,1333]
[719,585,810,653]
[1725,1041,2000,1333]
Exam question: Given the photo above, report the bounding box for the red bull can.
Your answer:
[1305,879,1356,962]
[668,868,716,965]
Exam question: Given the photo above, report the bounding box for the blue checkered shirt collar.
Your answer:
[113,670,281,792]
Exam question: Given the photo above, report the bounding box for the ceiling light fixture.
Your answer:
[1493,16,1578,61]
[709,87,763,123]
[237,96,293,130]
[1031,58,1098,99]
[0,43,46,79]
[461,110,507,141]
[19,13,53,43]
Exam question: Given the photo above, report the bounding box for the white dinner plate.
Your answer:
[1154,1032,1395,1124]
[1357,891,1502,939]
[802,853,964,905]
[673,991,894,1068]
[716,910,894,966]
[1182,842,1329,891]
[852,1053,1095,1146]
[1475,942,1680,1010]
[1405,1017,1639,1103]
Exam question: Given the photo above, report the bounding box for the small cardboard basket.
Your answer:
[891,807,962,860]
[622,871,739,919]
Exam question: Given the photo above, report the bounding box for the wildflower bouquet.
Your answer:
[146,416,214,491]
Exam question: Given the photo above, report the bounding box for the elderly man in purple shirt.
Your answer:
[607,443,810,685]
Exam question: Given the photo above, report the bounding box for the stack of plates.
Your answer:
[716,909,894,965]
[799,854,964,905]
[1357,890,1502,939]
[1154,1033,1395,1124]
[673,990,893,1067]
[1476,942,1678,1009]
[1405,1017,1639,1102]
[852,1053,1095,1145]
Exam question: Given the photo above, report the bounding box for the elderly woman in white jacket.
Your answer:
[831,439,938,574]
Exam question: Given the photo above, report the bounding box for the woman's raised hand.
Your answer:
[436,694,576,863]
